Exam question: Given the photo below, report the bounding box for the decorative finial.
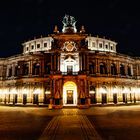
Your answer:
[80,25,85,33]
[53,25,59,33]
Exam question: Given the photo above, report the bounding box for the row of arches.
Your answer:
[89,86,140,104]
[0,87,50,105]
[89,63,132,76]
[8,62,51,77]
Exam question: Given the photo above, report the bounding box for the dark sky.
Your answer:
[0,0,140,57]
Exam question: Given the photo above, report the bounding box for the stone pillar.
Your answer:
[79,53,82,72]
[29,60,33,76]
[50,80,53,98]
[86,54,89,74]
[54,54,56,71]
[12,64,15,76]
[77,79,80,104]
[53,79,56,98]
[107,60,111,76]
[60,79,62,98]
[87,98,91,105]
[81,54,84,71]
[124,64,127,76]
[19,63,23,76]
[57,54,60,71]
[83,54,86,71]
[131,64,133,76]
[116,61,120,76]
[85,80,90,105]
[51,54,54,73]
[95,58,99,74]
[96,82,100,103]
[41,59,45,76]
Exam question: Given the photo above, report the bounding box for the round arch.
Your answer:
[63,81,77,106]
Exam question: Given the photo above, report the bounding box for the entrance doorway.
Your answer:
[113,93,117,104]
[102,93,107,104]
[67,90,73,104]
[67,65,73,73]
[63,81,77,106]
[33,94,38,104]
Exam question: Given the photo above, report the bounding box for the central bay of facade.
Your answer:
[0,15,139,108]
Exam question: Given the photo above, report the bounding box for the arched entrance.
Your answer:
[63,81,77,106]
[100,86,107,104]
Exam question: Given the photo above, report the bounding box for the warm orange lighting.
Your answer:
[22,88,28,94]
[63,81,77,106]
[10,88,17,94]
[100,87,107,94]
[33,88,41,94]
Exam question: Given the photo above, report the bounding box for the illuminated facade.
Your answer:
[0,15,140,108]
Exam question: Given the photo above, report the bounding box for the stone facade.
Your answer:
[0,15,140,108]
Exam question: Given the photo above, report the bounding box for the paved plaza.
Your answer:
[0,105,140,140]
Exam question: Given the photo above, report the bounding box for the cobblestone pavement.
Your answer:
[0,105,140,140]
[39,114,102,140]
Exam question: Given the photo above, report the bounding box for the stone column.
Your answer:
[51,54,54,73]
[83,54,86,71]
[116,61,120,76]
[18,63,23,76]
[77,79,81,105]
[95,58,99,74]
[96,82,100,103]
[79,53,82,72]
[107,60,111,76]
[28,60,32,76]
[50,80,53,97]
[41,59,45,76]
[53,79,56,97]
[81,54,84,71]
[54,54,56,71]
[86,54,89,74]
[125,64,127,76]
[12,64,15,76]
[57,54,60,71]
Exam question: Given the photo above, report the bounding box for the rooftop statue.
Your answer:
[62,15,77,33]
[62,15,76,27]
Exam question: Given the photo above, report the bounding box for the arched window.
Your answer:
[90,86,96,104]
[100,63,107,74]
[127,66,131,76]
[90,86,96,92]
[120,64,125,76]
[8,67,12,77]
[100,86,107,104]
[15,65,20,76]
[89,63,95,74]
[32,63,40,75]
[44,64,51,74]
[23,64,29,76]
[111,63,117,75]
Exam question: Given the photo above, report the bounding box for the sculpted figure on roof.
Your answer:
[62,14,76,27]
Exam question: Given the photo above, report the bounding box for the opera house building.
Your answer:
[0,15,140,108]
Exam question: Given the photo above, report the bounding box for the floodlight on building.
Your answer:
[22,88,28,94]
[33,88,41,94]
[10,88,17,94]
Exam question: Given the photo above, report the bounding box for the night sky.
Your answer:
[0,0,140,57]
